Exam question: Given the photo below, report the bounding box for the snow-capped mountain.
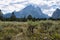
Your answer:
[52,8,60,19]
[4,4,49,18]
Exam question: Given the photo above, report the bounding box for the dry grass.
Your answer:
[0,20,60,40]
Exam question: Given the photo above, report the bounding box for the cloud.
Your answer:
[0,0,28,14]
[0,0,60,16]
[42,8,56,16]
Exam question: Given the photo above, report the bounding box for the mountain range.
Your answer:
[2,4,60,19]
[3,4,49,18]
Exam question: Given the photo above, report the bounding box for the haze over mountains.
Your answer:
[1,4,60,19]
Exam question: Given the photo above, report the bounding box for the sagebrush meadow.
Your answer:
[0,20,60,40]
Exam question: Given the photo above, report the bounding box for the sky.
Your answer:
[0,0,60,16]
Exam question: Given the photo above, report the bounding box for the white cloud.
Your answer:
[0,0,28,14]
[0,0,60,16]
[43,8,56,16]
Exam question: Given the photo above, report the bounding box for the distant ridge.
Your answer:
[52,8,60,19]
[3,4,48,18]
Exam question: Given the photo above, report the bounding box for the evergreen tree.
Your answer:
[32,17,36,21]
[0,10,3,21]
[27,15,32,20]
[22,16,27,22]
[10,12,16,21]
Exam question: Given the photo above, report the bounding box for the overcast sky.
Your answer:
[0,0,60,16]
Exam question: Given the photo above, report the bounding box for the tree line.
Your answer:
[0,10,60,21]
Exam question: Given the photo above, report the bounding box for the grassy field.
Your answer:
[0,20,60,40]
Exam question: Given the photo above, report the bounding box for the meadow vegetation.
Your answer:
[0,20,60,40]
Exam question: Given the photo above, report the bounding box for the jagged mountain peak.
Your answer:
[56,8,60,11]
[52,8,60,19]
[54,8,60,12]
[21,4,42,12]
[53,8,60,14]
[26,4,39,7]
[3,4,48,18]
[14,4,48,18]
